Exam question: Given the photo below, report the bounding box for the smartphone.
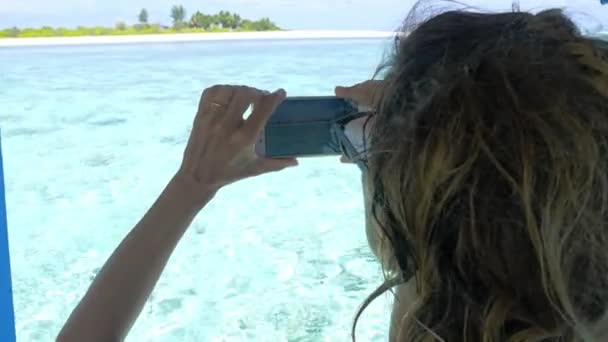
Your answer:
[255,96,359,158]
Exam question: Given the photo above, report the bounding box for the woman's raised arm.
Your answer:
[57,85,297,342]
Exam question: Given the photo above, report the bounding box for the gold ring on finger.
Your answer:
[209,102,228,113]
[211,101,228,108]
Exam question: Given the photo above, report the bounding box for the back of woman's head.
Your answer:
[365,4,608,342]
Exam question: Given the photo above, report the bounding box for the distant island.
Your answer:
[0,5,281,39]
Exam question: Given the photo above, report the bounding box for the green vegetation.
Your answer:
[0,6,281,38]
[138,9,149,26]
[170,5,187,29]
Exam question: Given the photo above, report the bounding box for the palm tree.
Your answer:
[211,13,221,27]
[138,8,149,26]
[170,5,186,29]
[230,13,242,30]
[511,1,520,12]
[190,11,212,29]
[240,19,253,30]
[217,11,232,29]
[251,18,279,31]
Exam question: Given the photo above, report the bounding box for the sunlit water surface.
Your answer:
[0,38,395,341]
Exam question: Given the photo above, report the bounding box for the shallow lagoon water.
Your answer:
[0,38,395,341]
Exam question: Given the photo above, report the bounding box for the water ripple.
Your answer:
[5,126,60,137]
[88,117,127,127]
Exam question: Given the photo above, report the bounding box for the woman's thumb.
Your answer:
[254,158,299,175]
[335,85,352,98]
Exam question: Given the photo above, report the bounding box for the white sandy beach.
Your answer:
[0,30,395,47]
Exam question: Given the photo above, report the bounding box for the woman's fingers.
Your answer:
[335,80,384,108]
[186,85,236,168]
[335,80,382,167]
[254,157,299,175]
[179,84,297,193]
[222,86,260,129]
[198,85,235,114]
[244,88,286,140]
[335,85,355,99]
[197,86,234,132]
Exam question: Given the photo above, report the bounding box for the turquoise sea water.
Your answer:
[0,38,394,341]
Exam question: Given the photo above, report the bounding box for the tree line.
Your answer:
[164,6,278,31]
[145,6,280,31]
[0,6,280,38]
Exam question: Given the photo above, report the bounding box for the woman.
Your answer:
[58,7,608,342]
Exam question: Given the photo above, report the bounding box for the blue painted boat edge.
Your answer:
[0,132,16,342]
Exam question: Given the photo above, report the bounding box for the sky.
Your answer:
[0,0,606,31]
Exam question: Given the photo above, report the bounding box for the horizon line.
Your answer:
[0,30,397,48]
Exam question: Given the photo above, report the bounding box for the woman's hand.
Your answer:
[174,85,298,205]
[335,80,383,163]
[57,85,299,342]
[335,79,384,110]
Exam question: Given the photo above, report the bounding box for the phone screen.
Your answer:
[256,96,358,158]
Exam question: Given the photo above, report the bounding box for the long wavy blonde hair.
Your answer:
[356,5,608,342]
